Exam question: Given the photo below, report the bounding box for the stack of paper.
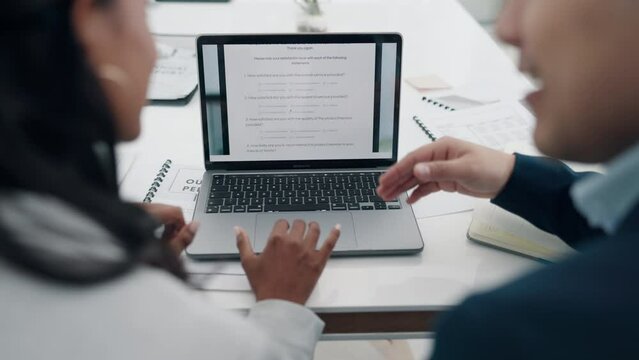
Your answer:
[147,42,198,102]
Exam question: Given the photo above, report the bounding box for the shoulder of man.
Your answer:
[432,225,639,360]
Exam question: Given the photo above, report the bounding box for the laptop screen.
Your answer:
[197,34,402,169]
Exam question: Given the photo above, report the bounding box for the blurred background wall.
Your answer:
[458,0,505,23]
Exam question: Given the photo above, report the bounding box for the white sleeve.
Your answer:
[246,299,325,360]
[0,263,328,360]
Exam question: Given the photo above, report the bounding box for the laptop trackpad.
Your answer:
[254,212,357,252]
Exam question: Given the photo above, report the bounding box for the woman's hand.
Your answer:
[235,219,341,305]
[377,137,516,204]
[139,203,199,255]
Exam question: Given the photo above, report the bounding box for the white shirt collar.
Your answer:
[571,142,639,234]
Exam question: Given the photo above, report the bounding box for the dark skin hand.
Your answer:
[236,219,341,305]
[139,203,199,255]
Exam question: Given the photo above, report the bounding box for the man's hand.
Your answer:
[139,203,199,255]
[236,219,341,305]
[377,137,516,204]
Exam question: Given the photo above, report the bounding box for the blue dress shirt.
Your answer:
[571,142,639,234]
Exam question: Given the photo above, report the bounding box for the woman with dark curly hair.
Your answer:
[0,1,339,359]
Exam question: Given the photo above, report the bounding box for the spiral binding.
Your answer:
[411,96,459,142]
[412,116,438,142]
[422,96,456,112]
[143,159,173,203]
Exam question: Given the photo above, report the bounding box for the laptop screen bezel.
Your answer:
[196,33,402,171]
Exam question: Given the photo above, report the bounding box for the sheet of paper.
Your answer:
[405,74,451,91]
[162,168,204,221]
[190,274,251,292]
[184,256,249,291]
[147,43,198,101]
[421,101,535,150]
[454,85,503,104]
[119,159,204,221]
[410,191,475,219]
[182,255,246,275]
[434,94,491,110]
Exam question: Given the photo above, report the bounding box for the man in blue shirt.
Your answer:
[378,0,639,358]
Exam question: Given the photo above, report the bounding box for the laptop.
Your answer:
[188,33,423,259]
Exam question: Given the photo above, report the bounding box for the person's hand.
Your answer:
[235,219,341,305]
[139,203,199,255]
[377,137,516,204]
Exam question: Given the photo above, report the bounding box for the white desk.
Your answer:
[120,0,540,339]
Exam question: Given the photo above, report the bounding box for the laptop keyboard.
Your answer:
[205,172,400,213]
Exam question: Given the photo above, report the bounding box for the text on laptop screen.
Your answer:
[202,41,398,162]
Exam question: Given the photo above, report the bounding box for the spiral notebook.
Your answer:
[468,202,577,262]
[411,97,535,151]
[119,159,204,221]
[412,95,477,142]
